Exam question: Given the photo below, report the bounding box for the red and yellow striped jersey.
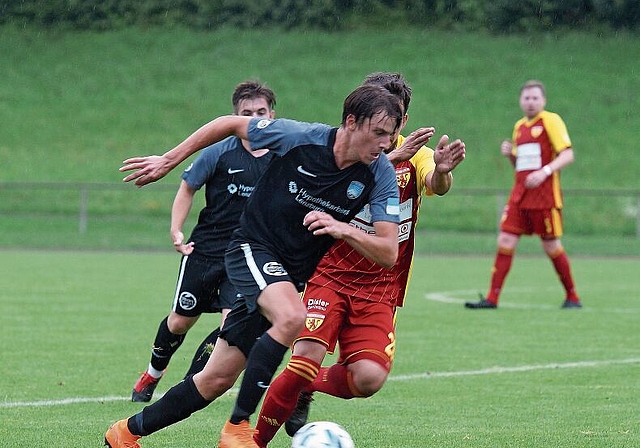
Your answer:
[307,135,435,307]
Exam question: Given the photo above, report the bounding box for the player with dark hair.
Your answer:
[465,80,582,310]
[105,84,404,448]
[253,72,466,447]
[131,80,276,403]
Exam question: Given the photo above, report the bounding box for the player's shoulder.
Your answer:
[253,117,331,134]
[540,110,564,124]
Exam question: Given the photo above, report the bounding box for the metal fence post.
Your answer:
[79,185,88,234]
[637,195,640,238]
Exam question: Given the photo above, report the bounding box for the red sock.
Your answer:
[486,247,514,304]
[550,248,579,301]
[254,356,319,447]
[310,364,363,399]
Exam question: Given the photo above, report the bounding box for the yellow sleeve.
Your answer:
[542,111,572,153]
[410,146,436,196]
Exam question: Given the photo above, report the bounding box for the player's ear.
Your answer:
[345,114,357,130]
[401,113,409,129]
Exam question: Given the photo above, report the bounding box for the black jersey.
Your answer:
[182,136,273,259]
[233,118,400,283]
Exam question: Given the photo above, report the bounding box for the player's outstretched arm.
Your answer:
[386,127,435,165]
[120,116,252,187]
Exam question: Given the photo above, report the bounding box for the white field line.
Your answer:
[388,357,640,382]
[4,357,640,409]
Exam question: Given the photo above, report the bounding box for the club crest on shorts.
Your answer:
[262,261,288,276]
[178,292,197,310]
[305,313,325,331]
[346,181,364,199]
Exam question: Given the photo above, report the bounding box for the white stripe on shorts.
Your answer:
[240,243,268,290]
[171,255,189,311]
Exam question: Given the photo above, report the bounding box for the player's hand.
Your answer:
[120,155,172,187]
[433,135,466,173]
[171,230,194,255]
[500,140,513,157]
[303,211,348,238]
[388,127,435,163]
[524,169,548,189]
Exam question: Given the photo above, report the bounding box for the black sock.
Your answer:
[150,316,185,372]
[230,332,288,424]
[183,327,220,379]
[128,375,210,436]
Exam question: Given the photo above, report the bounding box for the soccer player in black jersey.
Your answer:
[106,84,403,448]
[131,81,277,403]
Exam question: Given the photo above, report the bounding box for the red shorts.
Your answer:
[296,283,397,372]
[500,203,564,239]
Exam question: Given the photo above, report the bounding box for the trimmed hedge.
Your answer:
[0,0,638,32]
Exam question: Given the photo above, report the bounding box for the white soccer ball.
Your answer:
[291,421,355,448]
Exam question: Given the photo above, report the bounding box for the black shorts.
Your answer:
[171,254,236,317]
[219,302,272,358]
[224,241,304,314]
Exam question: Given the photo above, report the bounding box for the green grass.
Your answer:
[1,27,639,246]
[1,249,638,447]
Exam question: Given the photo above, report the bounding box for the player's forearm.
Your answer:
[546,148,574,173]
[164,116,250,167]
[341,224,398,268]
[430,169,453,196]
[170,184,195,235]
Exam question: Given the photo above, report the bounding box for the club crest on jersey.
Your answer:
[305,315,325,332]
[256,119,272,129]
[396,167,411,188]
[346,181,365,199]
[263,261,288,276]
[531,126,544,138]
[178,292,197,310]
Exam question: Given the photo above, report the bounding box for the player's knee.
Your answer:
[193,370,236,400]
[273,306,307,339]
[350,360,388,397]
[167,313,197,334]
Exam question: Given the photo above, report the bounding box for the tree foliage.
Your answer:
[0,0,637,31]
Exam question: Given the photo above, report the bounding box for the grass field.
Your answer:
[1,249,638,447]
[1,27,638,247]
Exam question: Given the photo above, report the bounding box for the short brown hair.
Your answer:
[232,80,276,113]
[521,80,546,97]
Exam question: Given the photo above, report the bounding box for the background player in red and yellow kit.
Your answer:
[253,72,466,447]
[465,80,582,310]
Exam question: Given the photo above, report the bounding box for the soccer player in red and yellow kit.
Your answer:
[253,73,466,447]
[465,80,582,310]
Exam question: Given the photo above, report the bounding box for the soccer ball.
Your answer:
[291,421,355,448]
